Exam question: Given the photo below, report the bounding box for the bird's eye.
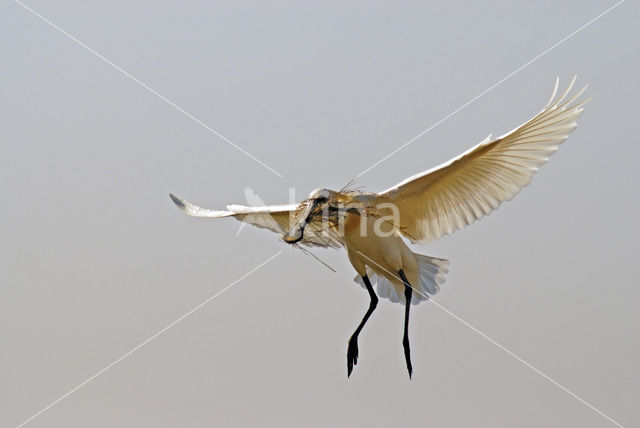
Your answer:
[315,197,328,203]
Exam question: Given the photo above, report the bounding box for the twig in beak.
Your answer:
[292,243,336,273]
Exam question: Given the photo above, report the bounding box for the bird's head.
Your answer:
[283,188,337,244]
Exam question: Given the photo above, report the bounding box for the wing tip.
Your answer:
[169,192,186,209]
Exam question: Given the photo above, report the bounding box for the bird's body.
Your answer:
[171,77,588,378]
[338,192,443,303]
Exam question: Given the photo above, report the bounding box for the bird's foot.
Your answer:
[403,336,413,379]
[347,336,359,377]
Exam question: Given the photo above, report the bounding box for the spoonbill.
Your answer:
[170,77,588,378]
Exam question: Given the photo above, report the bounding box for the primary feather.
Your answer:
[380,76,588,243]
[169,193,341,248]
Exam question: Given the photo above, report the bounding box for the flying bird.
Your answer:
[170,77,588,378]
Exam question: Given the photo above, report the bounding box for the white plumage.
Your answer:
[171,77,588,378]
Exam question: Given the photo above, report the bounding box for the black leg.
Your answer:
[398,269,413,379]
[347,275,378,377]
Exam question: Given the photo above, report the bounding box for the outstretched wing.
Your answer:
[170,192,294,234]
[169,193,341,248]
[380,77,588,244]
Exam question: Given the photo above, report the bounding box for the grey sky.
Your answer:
[1,1,638,427]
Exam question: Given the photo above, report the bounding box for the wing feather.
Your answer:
[169,193,340,248]
[381,78,588,244]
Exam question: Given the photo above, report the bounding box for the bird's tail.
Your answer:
[411,253,449,304]
[354,253,449,305]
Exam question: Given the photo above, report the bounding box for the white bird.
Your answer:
[170,77,588,378]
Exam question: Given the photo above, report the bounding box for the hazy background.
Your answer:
[2,1,638,427]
